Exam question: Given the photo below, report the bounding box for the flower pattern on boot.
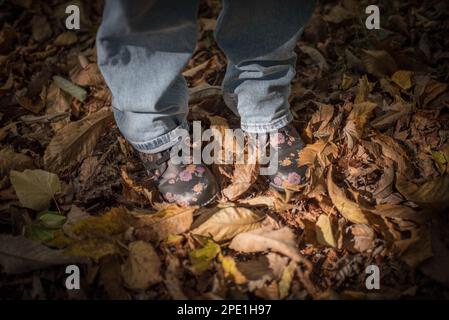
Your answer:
[268,125,307,191]
[139,151,218,206]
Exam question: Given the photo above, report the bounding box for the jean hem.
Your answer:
[240,112,293,133]
[127,121,189,154]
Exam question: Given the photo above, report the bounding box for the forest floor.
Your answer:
[1,0,449,299]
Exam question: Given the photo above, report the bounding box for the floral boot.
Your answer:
[268,124,307,191]
[139,150,218,206]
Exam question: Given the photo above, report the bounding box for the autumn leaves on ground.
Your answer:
[1,0,449,299]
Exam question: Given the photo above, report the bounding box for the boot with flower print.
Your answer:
[138,149,218,206]
[267,124,307,191]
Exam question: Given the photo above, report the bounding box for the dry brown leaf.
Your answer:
[354,75,373,103]
[222,162,258,201]
[299,45,329,72]
[343,102,377,148]
[361,49,397,78]
[344,224,376,253]
[62,205,90,240]
[298,140,338,167]
[0,147,34,177]
[192,206,265,242]
[327,166,370,224]
[31,15,52,42]
[391,70,413,90]
[71,61,104,87]
[54,31,78,46]
[44,108,113,172]
[315,214,338,248]
[122,241,162,290]
[133,204,196,242]
[396,173,449,210]
[322,5,355,23]
[164,254,188,299]
[229,227,302,262]
[99,255,130,300]
[266,252,289,280]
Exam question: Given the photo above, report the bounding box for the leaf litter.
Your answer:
[1,0,449,299]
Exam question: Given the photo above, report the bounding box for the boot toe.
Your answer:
[159,164,218,206]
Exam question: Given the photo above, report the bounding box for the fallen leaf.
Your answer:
[0,147,34,177]
[315,214,337,248]
[68,207,132,239]
[229,227,302,262]
[31,15,52,42]
[266,252,289,280]
[164,254,188,299]
[133,204,196,242]
[0,24,16,55]
[0,234,86,274]
[99,255,130,299]
[192,206,266,242]
[344,224,376,253]
[391,70,413,90]
[10,169,61,211]
[396,173,449,209]
[299,45,329,72]
[122,241,162,290]
[298,140,338,167]
[327,166,370,224]
[54,32,78,46]
[219,254,247,285]
[361,50,397,78]
[65,238,118,261]
[343,102,377,148]
[279,261,297,299]
[323,5,355,23]
[43,107,113,172]
[189,239,221,273]
[222,162,258,201]
[53,76,87,102]
[62,205,90,239]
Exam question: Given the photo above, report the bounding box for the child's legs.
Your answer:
[97,0,199,153]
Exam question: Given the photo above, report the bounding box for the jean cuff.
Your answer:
[127,121,189,154]
[241,111,293,133]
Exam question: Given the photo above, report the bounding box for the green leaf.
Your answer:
[26,224,54,242]
[38,212,66,229]
[53,76,87,102]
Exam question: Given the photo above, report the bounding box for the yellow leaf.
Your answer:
[219,254,247,285]
[133,204,196,242]
[68,207,133,239]
[189,239,221,273]
[341,73,354,90]
[279,261,297,299]
[65,238,118,261]
[315,214,337,248]
[391,70,413,90]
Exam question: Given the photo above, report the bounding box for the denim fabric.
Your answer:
[97,0,316,153]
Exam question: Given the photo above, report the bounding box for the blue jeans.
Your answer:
[97,0,315,153]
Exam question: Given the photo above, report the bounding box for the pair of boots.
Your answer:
[139,124,307,206]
